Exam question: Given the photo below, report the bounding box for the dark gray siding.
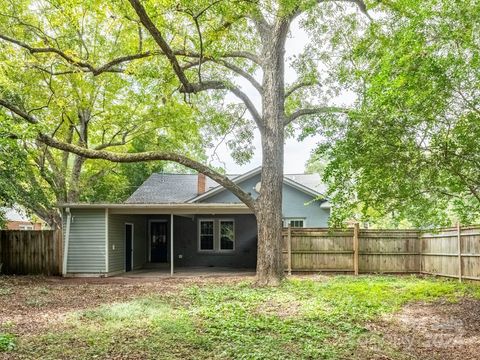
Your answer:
[66,209,106,273]
[108,214,148,273]
[173,214,257,268]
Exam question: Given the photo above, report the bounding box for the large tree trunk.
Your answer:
[255,135,284,286]
[255,21,289,286]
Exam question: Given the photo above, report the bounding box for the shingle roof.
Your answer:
[284,174,327,195]
[125,171,326,204]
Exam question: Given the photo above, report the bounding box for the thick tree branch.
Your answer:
[285,106,348,126]
[205,59,262,93]
[92,51,157,75]
[0,33,93,70]
[220,51,261,65]
[128,0,193,91]
[182,56,262,93]
[127,0,264,132]
[174,49,260,65]
[228,86,263,131]
[179,80,263,131]
[38,133,256,209]
[1,97,256,209]
[0,33,158,76]
[0,99,38,124]
[285,80,320,98]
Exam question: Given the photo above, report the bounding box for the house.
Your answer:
[1,207,46,230]
[59,167,330,276]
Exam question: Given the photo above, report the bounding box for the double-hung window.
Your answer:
[219,220,235,251]
[199,220,214,251]
[198,219,235,252]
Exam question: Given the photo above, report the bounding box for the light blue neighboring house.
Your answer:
[60,167,330,276]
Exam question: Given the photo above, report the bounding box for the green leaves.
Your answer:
[0,333,16,352]
[312,0,480,227]
[0,0,218,224]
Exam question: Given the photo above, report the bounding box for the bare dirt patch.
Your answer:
[0,275,251,336]
[254,298,303,318]
[362,299,480,360]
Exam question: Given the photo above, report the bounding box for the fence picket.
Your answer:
[283,225,480,280]
[0,230,62,275]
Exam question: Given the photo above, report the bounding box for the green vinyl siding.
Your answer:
[108,214,147,273]
[65,209,106,273]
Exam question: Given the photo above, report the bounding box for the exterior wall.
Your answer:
[282,185,330,227]
[173,214,257,268]
[108,214,148,273]
[201,173,330,227]
[64,209,106,273]
[202,175,260,203]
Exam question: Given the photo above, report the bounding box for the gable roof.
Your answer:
[125,168,326,204]
[187,167,262,203]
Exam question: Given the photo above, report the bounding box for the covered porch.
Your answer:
[62,203,257,276]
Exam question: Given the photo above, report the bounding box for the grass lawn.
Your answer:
[1,274,480,359]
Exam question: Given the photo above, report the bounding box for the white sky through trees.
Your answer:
[208,18,355,174]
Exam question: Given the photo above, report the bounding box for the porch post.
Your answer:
[170,213,174,276]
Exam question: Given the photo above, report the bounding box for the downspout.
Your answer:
[170,213,174,276]
[105,208,109,275]
[62,207,71,276]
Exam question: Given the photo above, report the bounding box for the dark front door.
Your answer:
[125,224,133,272]
[150,221,168,263]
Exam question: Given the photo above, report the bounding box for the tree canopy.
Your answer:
[309,0,480,227]
[0,0,369,284]
[0,0,247,226]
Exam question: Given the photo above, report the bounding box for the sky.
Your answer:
[207,18,354,174]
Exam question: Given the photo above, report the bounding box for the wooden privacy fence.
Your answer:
[282,224,480,281]
[421,225,480,281]
[0,230,62,275]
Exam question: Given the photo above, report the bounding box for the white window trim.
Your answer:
[198,218,236,252]
[218,219,235,252]
[283,218,306,228]
[198,218,215,252]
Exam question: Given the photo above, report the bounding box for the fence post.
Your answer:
[418,231,423,274]
[287,224,292,276]
[457,222,462,282]
[353,222,359,275]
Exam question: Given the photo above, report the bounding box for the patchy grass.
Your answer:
[2,275,480,359]
[0,333,16,352]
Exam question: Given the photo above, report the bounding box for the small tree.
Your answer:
[0,0,369,285]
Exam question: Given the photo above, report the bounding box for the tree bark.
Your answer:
[254,20,289,286]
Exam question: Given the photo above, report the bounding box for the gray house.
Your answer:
[60,167,330,276]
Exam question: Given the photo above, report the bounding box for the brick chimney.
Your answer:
[197,173,206,194]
